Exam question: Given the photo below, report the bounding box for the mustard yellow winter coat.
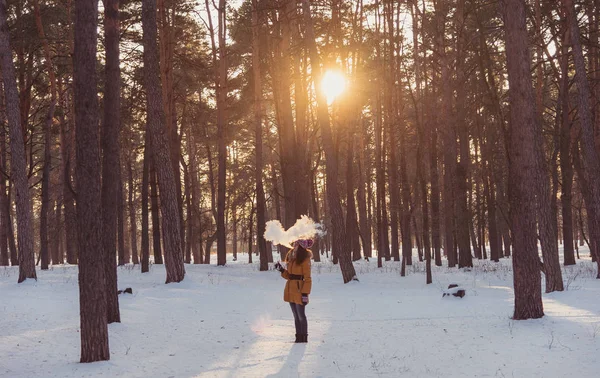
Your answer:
[281,252,312,305]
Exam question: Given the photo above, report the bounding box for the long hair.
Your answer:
[286,244,311,265]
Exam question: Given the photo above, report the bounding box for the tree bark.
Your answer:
[157,0,184,254]
[346,133,361,262]
[528,0,563,293]
[0,76,7,266]
[400,131,412,272]
[118,176,127,265]
[455,0,472,269]
[149,161,163,264]
[357,118,371,258]
[142,0,185,283]
[559,33,576,266]
[204,0,228,266]
[185,111,201,264]
[275,0,299,232]
[0,0,36,282]
[141,132,150,273]
[430,118,442,267]
[62,85,77,265]
[573,144,600,272]
[252,0,268,271]
[309,168,321,262]
[503,0,544,319]
[73,0,110,361]
[101,0,121,323]
[375,92,385,268]
[384,1,400,263]
[32,0,57,271]
[183,160,192,264]
[128,161,139,265]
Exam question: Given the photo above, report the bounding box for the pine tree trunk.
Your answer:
[442,91,456,267]
[530,0,563,292]
[33,0,57,271]
[275,0,299,232]
[562,0,600,276]
[232,208,238,261]
[573,147,600,274]
[184,162,192,264]
[141,0,185,283]
[292,29,311,221]
[185,118,200,264]
[0,0,36,282]
[375,92,384,269]
[435,0,455,268]
[215,0,228,267]
[150,162,163,264]
[5,183,16,265]
[0,77,8,267]
[118,176,127,265]
[498,184,512,257]
[374,87,387,267]
[346,134,361,261]
[248,206,254,264]
[73,0,110,361]
[157,0,184,254]
[559,38,576,266]
[357,120,371,258]
[503,0,544,319]
[384,2,400,263]
[102,0,121,322]
[309,171,321,263]
[430,122,442,267]
[252,0,268,271]
[302,0,356,283]
[62,95,77,265]
[50,199,60,265]
[128,161,139,265]
[141,133,150,273]
[455,0,472,269]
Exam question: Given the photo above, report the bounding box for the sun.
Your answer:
[321,70,346,105]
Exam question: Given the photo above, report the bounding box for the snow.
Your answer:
[1,251,600,378]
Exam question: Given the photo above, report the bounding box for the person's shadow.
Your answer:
[266,343,306,378]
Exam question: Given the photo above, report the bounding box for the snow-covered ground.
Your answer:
[1,250,599,378]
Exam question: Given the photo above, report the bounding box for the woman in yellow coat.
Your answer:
[275,239,313,343]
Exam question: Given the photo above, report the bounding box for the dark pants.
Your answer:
[289,302,308,335]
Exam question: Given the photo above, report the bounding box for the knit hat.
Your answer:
[293,239,314,249]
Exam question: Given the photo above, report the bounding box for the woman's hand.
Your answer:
[274,261,284,273]
[302,294,309,305]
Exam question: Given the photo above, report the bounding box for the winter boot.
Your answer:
[301,334,308,343]
[295,334,301,343]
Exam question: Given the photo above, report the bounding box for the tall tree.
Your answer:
[252,0,268,271]
[32,0,57,271]
[455,0,473,269]
[0,0,36,283]
[562,0,600,276]
[530,1,563,292]
[558,31,576,266]
[128,160,139,265]
[503,0,544,319]
[102,0,121,323]
[73,0,110,362]
[205,0,228,266]
[157,0,184,251]
[0,81,8,267]
[141,133,150,273]
[142,0,185,283]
